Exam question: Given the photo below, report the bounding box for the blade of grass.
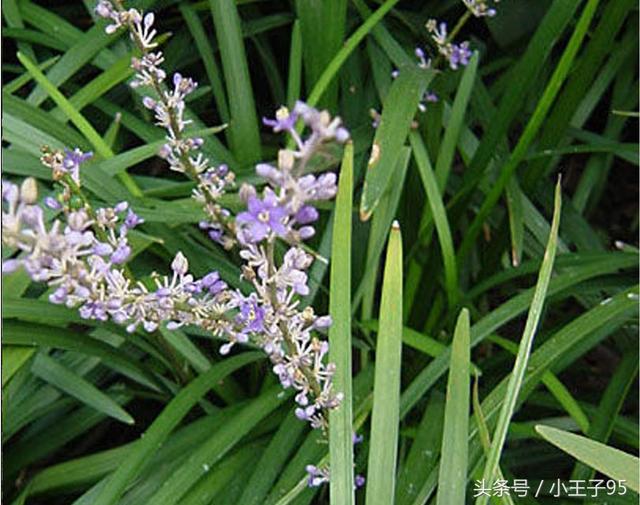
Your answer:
[356,148,410,316]
[471,376,515,505]
[395,393,445,505]
[457,0,598,263]
[26,23,114,106]
[2,346,35,387]
[286,21,303,109]
[238,409,307,505]
[487,334,589,434]
[365,222,403,505]
[296,0,346,108]
[209,0,261,166]
[475,179,562,505]
[5,320,159,390]
[329,141,355,504]
[436,308,470,505]
[410,131,458,309]
[146,387,288,505]
[31,353,134,425]
[16,51,142,197]
[306,0,411,108]
[179,2,229,123]
[453,0,581,203]
[410,285,638,504]
[535,425,640,493]
[524,0,635,187]
[434,52,478,188]
[359,66,431,220]
[91,352,263,505]
[3,56,58,94]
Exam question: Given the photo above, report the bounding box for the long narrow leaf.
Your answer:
[436,309,470,505]
[475,180,562,505]
[329,141,355,504]
[365,222,403,505]
[536,425,640,493]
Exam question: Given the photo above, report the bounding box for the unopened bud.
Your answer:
[278,149,295,172]
[171,251,189,275]
[20,177,38,204]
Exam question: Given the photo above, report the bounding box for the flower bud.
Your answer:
[20,177,38,204]
[239,183,256,203]
[171,251,189,275]
[278,149,295,172]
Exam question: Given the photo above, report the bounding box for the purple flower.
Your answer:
[124,209,144,229]
[263,106,297,133]
[79,300,108,321]
[353,432,364,445]
[44,197,62,210]
[305,465,329,487]
[111,243,131,264]
[355,475,366,488]
[62,149,93,182]
[294,205,318,225]
[2,259,20,274]
[236,294,265,333]
[448,42,471,70]
[201,271,226,295]
[236,189,288,243]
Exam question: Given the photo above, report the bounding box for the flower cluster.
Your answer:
[94,0,348,431]
[463,0,499,18]
[305,433,366,488]
[1,0,360,490]
[95,0,236,248]
[1,165,235,335]
[426,19,472,70]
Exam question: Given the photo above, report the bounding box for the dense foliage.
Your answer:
[2,0,638,504]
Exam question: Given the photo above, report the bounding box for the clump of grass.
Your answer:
[2,1,638,504]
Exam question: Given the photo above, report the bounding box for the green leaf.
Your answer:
[209,0,261,167]
[16,51,142,198]
[180,2,229,123]
[306,0,409,107]
[2,346,35,386]
[458,0,599,262]
[237,410,307,505]
[286,21,303,109]
[475,180,562,505]
[434,52,478,188]
[436,309,470,505]
[146,386,287,504]
[91,352,263,505]
[409,131,458,309]
[360,66,431,220]
[328,142,355,504]
[365,222,403,505]
[535,425,640,493]
[4,320,159,391]
[31,353,134,425]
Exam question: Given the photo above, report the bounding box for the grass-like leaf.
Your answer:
[410,131,458,309]
[458,0,599,262]
[359,66,431,220]
[31,353,134,425]
[145,386,288,504]
[436,308,470,505]
[209,0,261,167]
[91,352,263,505]
[535,425,640,493]
[329,142,355,504]
[475,180,562,505]
[16,51,142,198]
[365,221,403,505]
